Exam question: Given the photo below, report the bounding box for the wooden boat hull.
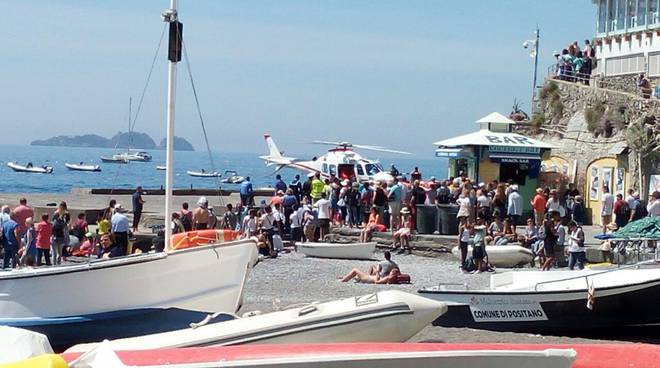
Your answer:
[298,242,377,260]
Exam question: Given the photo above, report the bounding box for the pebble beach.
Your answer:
[241,250,653,345]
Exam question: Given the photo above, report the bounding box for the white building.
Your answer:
[593,0,660,76]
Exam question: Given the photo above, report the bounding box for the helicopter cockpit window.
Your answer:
[365,164,380,176]
[322,163,328,173]
[329,164,337,176]
[356,164,364,175]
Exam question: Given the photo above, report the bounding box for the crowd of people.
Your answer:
[552,40,595,85]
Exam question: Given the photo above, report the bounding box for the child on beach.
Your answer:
[472,217,487,273]
[458,221,472,270]
[20,217,37,266]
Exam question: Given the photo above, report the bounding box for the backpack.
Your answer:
[180,212,192,231]
[437,186,450,204]
[52,216,67,238]
[615,201,631,219]
[633,200,648,221]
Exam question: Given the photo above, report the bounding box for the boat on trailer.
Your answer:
[298,242,377,260]
[418,262,660,333]
[64,163,101,172]
[7,162,53,174]
[66,290,446,352]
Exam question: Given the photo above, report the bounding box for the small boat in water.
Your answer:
[298,242,377,260]
[451,245,534,268]
[64,163,101,172]
[156,165,166,170]
[187,170,221,178]
[100,156,129,164]
[418,263,660,333]
[66,290,446,352]
[121,151,152,162]
[220,170,245,184]
[7,162,53,174]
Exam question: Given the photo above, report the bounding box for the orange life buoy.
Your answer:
[170,229,240,250]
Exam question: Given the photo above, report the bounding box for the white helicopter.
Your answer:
[260,134,411,182]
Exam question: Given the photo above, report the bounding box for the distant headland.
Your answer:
[30,132,195,151]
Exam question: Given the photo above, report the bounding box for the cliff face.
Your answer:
[31,132,194,151]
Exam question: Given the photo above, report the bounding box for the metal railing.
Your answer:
[545,64,655,98]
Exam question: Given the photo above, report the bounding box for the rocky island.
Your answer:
[31,132,194,151]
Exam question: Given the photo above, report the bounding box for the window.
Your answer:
[651,0,659,24]
[617,0,626,30]
[649,52,660,76]
[608,0,616,31]
[605,54,645,75]
[365,164,380,176]
[329,165,337,176]
[638,0,647,26]
[627,0,636,28]
[322,163,328,173]
[356,165,364,176]
[599,0,608,33]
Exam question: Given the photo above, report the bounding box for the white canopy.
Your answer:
[433,129,556,149]
[476,112,516,125]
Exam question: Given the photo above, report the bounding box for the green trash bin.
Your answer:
[416,205,438,234]
[437,204,459,235]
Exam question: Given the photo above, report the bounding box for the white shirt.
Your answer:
[460,228,470,242]
[648,200,660,217]
[316,198,331,219]
[477,195,490,208]
[601,193,614,215]
[290,210,301,228]
[456,197,471,217]
[260,213,274,230]
[567,227,585,253]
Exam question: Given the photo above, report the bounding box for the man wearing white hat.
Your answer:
[193,197,211,230]
[507,184,523,233]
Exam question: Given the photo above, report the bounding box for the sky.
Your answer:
[4,0,595,157]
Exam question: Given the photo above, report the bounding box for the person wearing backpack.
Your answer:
[613,193,630,229]
[51,202,71,265]
[630,193,648,221]
[346,182,361,228]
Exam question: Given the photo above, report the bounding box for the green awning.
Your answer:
[612,217,660,240]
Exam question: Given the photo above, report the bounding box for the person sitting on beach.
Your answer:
[193,197,211,230]
[98,234,122,259]
[359,206,386,243]
[340,251,400,284]
[519,218,539,248]
[392,206,413,254]
[171,212,185,234]
[72,232,96,257]
[486,215,505,244]
[496,219,516,245]
[70,212,89,241]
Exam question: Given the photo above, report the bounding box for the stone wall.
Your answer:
[593,74,660,96]
[520,79,660,198]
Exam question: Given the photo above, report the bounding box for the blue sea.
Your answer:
[0,145,447,193]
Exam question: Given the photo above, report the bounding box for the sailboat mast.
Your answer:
[163,0,182,251]
[128,96,132,152]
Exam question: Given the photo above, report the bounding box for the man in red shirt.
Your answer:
[530,188,546,226]
[613,193,630,229]
[12,198,34,237]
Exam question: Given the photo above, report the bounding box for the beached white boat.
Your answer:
[451,245,534,268]
[7,162,53,174]
[65,163,101,172]
[187,170,221,178]
[66,290,446,353]
[298,242,377,260]
[62,343,578,368]
[0,240,258,350]
[419,264,660,333]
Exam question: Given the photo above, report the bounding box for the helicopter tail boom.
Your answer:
[260,134,296,166]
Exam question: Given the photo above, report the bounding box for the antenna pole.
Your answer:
[164,0,181,251]
[531,26,539,114]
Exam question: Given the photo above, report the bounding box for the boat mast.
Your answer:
[128,96,132,153]
[163,0,182,251]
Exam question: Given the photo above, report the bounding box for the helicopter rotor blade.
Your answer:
[311,140,343,146]
[350,144,412,155]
